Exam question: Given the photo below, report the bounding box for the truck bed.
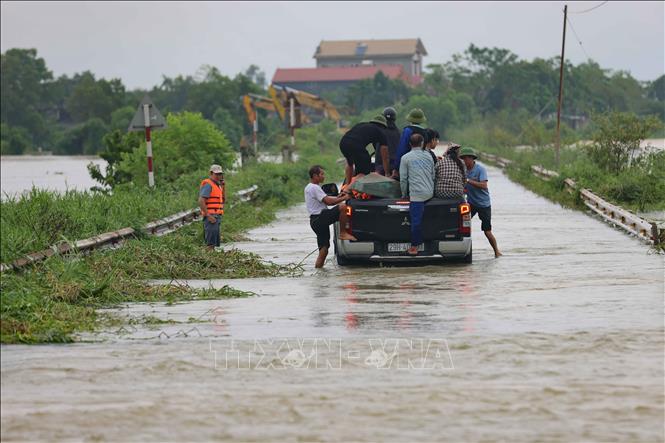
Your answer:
[334,197,472,265]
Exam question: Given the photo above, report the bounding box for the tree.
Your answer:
[0,124,32,155]
[109,106,136,132]
[244,64,266,88]
[55,118,109,155]
[212,107,243,148]
[65,72,125,123]
[587,111,661,173]
[116,112,235,186]
[646,75,665,102]
[346,72,410,113]
[87,129,142,189]
[0,48,53,144]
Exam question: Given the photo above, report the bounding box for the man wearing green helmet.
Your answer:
[459,147,502,258]
[394,108,429,178]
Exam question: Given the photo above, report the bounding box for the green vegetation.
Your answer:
[3,44,663,156]
[1,49,265,154]
[464,112,665,214]
[2,42,663,342]
[1,107,343,343]
[347,44,663,142]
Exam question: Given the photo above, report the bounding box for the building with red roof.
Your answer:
[272,64,421,97]
[272,39,426,97]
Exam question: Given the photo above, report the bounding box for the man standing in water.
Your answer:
[459,147,502,258]
[305,165,356,268]
[199,164,226,250]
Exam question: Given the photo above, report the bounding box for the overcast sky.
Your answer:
[2,1,663,90]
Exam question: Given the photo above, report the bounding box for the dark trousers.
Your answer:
[409,201,425,246]
[203,215,221,246]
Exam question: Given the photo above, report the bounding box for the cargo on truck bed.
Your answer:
[333,196,472,265]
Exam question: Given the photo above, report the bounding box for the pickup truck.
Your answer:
[333,197,472,265]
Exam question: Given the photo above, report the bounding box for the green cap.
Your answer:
[369,114,387,127]
[406,108,427,124]
[459,147,478,159]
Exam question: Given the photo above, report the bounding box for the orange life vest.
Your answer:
[200,178,225,215]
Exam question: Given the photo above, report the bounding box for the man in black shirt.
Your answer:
[374,107,402,177]
[339,115,389,185]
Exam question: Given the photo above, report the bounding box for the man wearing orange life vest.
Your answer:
[198,164,226,250]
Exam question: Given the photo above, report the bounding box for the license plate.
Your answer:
[387,243,425,252]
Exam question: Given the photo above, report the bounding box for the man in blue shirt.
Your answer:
[459,147,502,258]
[399,133,435,256]
[394,108,428,178]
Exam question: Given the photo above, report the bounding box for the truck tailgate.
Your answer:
[349,198,463,243]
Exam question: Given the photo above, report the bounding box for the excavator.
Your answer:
[241,85,344,151]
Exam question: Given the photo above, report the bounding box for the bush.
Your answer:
[0,124,31,154]
[116,112,236,186]
[586,111,661,173]
[54,118,109,155]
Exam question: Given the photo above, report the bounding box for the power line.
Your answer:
[566,16,593,61]
[568,1,608,14]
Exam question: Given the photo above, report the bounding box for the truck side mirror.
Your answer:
[321,183,339,196]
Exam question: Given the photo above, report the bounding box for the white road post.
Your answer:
[143,103,154,187]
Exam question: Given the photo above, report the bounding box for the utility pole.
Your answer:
[555,4,568,167]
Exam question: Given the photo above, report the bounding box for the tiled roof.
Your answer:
[314,39,427,58]
[273,65,410,83]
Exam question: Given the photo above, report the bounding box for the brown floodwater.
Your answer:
[1,164,663,442]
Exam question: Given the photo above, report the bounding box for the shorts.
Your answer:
[374,159,395,176]
[203,214,222,246]
[310,206,340,249]
[339,138,372,175]
[471,205,492,232]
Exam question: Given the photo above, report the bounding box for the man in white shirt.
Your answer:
[305,165,356,268]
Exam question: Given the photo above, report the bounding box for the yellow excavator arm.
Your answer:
[270,85,341,123]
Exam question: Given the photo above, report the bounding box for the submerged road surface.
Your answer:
[2,164,663,442]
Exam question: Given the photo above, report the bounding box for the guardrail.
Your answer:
[481,153,513,169]
[529,165,660,245]
[477,154,661,245]
[0,227,136,273]
[531,165,560,181]
[578,188,658,244]
[1,185,260,272]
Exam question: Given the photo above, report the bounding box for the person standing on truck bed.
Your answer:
[305,165,356,268]
[339,116,389,186]
[425,128,440,165]
[373,107,401,177]
[435,143,466,200]
[394,108,429,179]
[459,147,502,258]
[399,133,435,256]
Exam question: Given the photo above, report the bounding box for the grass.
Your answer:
[0,222,300,344]
[1,148,344,343]
[470,143,665,214]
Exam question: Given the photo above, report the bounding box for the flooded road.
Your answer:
[2,164,663,442]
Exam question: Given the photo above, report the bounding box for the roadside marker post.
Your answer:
[129,95,167,187]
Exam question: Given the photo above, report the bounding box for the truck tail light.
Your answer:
[459,203,471,235]
[344,204,353,235]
